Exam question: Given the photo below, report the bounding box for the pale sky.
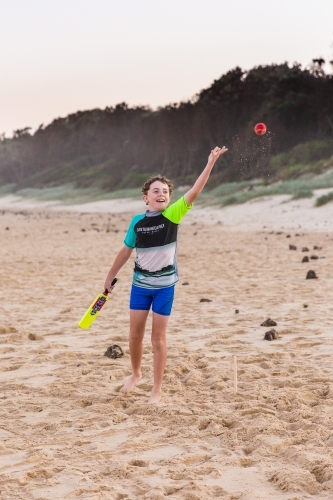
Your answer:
[1,0,332,137]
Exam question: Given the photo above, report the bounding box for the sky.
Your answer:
[1,0,332,137]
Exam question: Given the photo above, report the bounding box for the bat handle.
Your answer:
[104,277,118,295]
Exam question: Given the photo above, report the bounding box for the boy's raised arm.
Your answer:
[184,146,228,206]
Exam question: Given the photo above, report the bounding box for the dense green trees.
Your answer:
[1,62,332,190]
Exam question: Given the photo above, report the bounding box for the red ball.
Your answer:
[254,123,267,135]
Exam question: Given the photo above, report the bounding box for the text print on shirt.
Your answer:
[137,223,165,233]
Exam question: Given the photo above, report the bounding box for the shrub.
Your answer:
[281,164,305,180]
[291,189,313,200]
[315,191,333,207]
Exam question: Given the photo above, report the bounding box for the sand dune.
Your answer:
[1,195,333,499]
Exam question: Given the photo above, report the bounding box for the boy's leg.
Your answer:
[120,309,149,393]
[149,285,175,403]
[149,312,169,404]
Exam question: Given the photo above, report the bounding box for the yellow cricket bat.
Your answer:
[78,278,117,329]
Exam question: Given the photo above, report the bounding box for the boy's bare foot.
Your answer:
[120,373,142,394]
[148,388,162,404]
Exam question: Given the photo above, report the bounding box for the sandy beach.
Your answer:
[1,193,333,499]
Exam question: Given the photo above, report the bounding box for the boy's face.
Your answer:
[144,180,170,211]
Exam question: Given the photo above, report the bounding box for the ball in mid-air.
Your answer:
[254,123,267,135]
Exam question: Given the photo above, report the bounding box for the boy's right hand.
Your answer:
[104,277,117,294]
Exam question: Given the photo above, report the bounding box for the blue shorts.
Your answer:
[130,284,175,316]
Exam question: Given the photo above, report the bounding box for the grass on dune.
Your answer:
[2,152,333,208]
[1,184,142,205]
[196,171,333,207]
[0,183,16,195]
[291,189,313,200]
[1,178,333,208]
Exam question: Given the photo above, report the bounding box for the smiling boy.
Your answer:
[104,146,227,403]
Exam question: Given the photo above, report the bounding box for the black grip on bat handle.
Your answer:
[104,278,118,295]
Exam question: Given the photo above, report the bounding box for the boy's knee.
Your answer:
[151,337,166,349]
[129,329,144,342]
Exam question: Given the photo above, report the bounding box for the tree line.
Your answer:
[1,61,333,190]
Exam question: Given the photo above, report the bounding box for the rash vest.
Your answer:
[124,196,192,288]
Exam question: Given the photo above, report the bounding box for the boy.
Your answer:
[104,146,228,404]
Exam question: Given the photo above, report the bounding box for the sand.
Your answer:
[1,193,333,499]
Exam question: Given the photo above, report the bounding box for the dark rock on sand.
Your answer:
[264,329,279,341]
[289,244,297,250]
[302,256,309,263]
[261,318,277,327]
[104,345,124,359]
[306,270,317,279]
[302,247,309,252]
[182,282,189,285]
[310,255,319,260]
[200,298,212,303]
[235,309,239,314]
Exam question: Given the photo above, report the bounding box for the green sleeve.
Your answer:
[163,196,192,224]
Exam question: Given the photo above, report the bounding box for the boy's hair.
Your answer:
[141,174,173,196]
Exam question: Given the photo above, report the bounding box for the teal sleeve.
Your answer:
[124,214,145,248]
[163,196,193,224]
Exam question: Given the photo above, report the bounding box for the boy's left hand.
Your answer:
[208,146,228,164]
